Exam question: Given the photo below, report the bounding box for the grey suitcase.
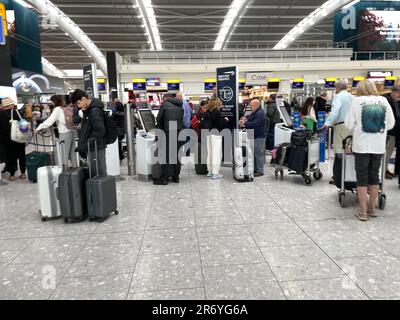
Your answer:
[86,139,118,222]
[58,140,89,223]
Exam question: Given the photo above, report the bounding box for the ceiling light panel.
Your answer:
[135,0,162,51]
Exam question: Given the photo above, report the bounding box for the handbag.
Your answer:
[10,109,32,144]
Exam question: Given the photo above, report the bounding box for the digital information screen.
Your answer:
[325,81,336,89]
[204,82,216,92]
[138,109,156,132]
[133,82,146,91]
[292,82,304,89]
[167,82,180,91]
[268,82,280,90]
[239,82,246,90]
[98,83,106,92]
[384,79,396,87]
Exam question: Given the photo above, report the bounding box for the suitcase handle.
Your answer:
[59,140,68,171]
[87,138,99,179]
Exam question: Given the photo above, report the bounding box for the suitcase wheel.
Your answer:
[41,217,47,222]
[64,218,68,224]
[304,176,312,185]
[339,192,346,208]
[115,210,119,215]
[313,170,323,181]
[378,194,386,211]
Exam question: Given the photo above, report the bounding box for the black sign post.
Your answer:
[83,64,98,99]
[217,66,239,130]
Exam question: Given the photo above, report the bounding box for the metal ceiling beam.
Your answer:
[66,14,315,19]
[26,0,107,73]
[274,0,355,50]
[64,23,332,28]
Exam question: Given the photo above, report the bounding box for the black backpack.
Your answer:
[103,110,118,144]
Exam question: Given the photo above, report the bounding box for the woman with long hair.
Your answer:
[203,98,226,179]
[34,95,78,168]
[300,97,316,120]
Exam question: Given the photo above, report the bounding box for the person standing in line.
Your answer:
[345,80,395,221]
[0,98,27,181]
[176,92,192,156]
[266,94,281,151]
[323,80,354,184]
[314,91,329,114]
[112,101,126,162]
[240,99,267,177]
[382,85,400,179]
[70,89,108,177]
[154,94,184,185]
[34,95,78,168]
[203,98,226,180]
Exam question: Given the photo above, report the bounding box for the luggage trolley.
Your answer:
[274,131,323,185]
[337,136,386,209]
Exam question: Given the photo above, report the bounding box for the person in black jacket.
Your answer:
[383,85,400,179]
[314,91,328,114]
[203,98,226,179]
[70,89,107,177]
[112,102,126,161]
[154,94,184,185]
[0,98,27,181]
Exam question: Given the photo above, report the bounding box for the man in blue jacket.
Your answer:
[240,99,267,177]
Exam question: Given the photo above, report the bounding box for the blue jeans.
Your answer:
[254,138,266,174]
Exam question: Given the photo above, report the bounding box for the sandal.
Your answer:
[368,210,378,218]
[354,209,368,222]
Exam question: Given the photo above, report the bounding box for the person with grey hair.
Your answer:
[323,80,353,184]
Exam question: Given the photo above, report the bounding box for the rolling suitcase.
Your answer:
[287,145,308,173]
[38,142,62,221]
[86,139,118,222]
[195,139,208,175]
[58,140,89,223]
[233,130,254,183]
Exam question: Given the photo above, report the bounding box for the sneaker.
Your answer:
[385,171,395,179]
[254,172,264,177]
[211,173,224,180]
[207,172,213,177]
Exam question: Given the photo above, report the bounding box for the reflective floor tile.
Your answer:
[203,263,286,300]
[281,277,369,300]
[248,222,312,247]
[51,273,132,300]
[89,231,144,245]
[128,288,205,300]
[12,235,90,264]
[196,225,250,240]
[141,228,198,255]
[66,242,140,277]
[261,244,344,282]
[147,213,195,230]
[199,235,264,267]
[335,255,400,299]
[130,252,203,293]
[0,262,71,300]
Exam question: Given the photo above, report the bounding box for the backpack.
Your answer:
[103,110,118,144]
[62,106,74,130]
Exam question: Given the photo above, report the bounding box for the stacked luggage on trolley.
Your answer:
[333,136,386,210]
[273,124,323,185]
[34,135,118,223]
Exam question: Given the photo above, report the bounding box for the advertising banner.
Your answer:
[0,16,5,45]
[83,64,98,99]
[293,112,301,130]
[217,66,238,130]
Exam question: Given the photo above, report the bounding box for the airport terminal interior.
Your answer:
[0,0,400,301]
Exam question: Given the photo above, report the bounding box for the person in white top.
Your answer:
[345,80,395,221]
[34,95,78,168]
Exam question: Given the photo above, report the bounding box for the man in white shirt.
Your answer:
[323,80,354,154]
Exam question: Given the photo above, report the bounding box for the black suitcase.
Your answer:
[86,139,118,222]
[195,139,208,175]
[287,145,308,173]
[333,153,357,191]
[58,140,89,223]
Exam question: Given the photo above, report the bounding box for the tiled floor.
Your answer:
[0,156,399,300]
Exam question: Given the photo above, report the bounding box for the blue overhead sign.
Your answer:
[0,17,5,45]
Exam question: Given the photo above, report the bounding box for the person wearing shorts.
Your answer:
[345,80,395,221]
